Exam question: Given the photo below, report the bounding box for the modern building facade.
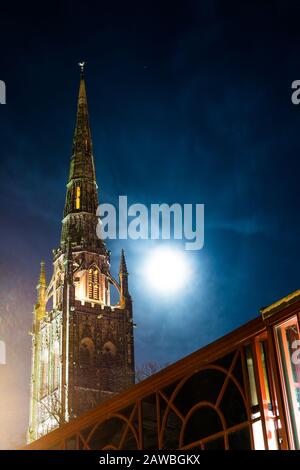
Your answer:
[25,288,300,450]
[28,70,135,443]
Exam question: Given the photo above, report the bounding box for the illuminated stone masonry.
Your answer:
[25,293,300,450]
[28,70,135,443]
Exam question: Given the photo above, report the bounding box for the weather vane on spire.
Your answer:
[78,61,85,76]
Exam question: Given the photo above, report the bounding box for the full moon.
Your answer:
[144,246,191,294]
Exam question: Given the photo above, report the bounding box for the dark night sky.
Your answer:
[1,0,300,448]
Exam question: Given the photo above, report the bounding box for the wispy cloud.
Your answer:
[207,216,276,236]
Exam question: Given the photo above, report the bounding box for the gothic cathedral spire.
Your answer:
[28,66,135,443]
[61,68,103,252]
[119,249,130,308]
[34,261,47,322]
[69,73,96,181]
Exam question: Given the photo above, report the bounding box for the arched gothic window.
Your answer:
[51,340,59,390]
[40,349,49,398]
[102,341,117,360]
[88,268,100,300]
[101,342,117,391]
[75,186,81,210]
[79,337,94,369]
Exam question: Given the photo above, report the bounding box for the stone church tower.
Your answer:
[28,69,135,442]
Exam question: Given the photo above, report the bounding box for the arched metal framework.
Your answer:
[24,295,300,450]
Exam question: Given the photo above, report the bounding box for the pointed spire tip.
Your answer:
[119,249,128,274]
[39,260,46,285]
[78,61,85,78]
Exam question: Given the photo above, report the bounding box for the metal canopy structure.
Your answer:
[25,291,300,450]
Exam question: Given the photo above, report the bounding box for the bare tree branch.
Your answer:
[135,361,166,383]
